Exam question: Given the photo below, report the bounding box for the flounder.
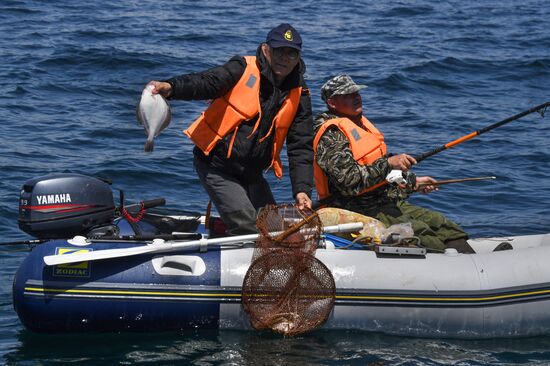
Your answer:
[136,83,171,152]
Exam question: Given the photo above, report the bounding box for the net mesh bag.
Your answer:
[242,204,336,336]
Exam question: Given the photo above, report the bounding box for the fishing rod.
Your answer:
[413,100,550,163]
[316,102,548,207]
[416,176,496,187]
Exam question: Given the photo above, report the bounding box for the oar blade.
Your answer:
[43,243,168,266]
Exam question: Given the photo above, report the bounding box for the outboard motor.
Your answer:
[18,173,115,239]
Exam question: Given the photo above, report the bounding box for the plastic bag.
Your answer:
[380,222,414,244]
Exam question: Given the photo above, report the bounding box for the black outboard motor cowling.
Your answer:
[18,173,115,239]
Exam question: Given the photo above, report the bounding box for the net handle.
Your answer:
[272,211,319,242]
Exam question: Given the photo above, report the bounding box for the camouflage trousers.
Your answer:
[374,200,468,251]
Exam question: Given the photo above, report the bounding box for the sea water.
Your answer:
[1,1,550,364]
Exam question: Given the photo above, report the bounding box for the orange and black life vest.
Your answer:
[313,116,387,199]
[184,56,302,178]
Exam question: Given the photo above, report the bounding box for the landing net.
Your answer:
[241,204,335,336]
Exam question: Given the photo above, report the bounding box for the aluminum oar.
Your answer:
[43,222,364,266]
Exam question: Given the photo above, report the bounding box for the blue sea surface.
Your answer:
[1,0,550,364]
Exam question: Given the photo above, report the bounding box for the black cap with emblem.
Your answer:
[266,23,302,50]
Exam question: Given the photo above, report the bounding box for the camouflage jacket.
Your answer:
[314,111,415,216]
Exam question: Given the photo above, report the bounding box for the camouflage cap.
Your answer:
[321,75,367,102]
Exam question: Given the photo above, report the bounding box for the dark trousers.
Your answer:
[194,155,275,235]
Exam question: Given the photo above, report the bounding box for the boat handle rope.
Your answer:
[122,202,146,223]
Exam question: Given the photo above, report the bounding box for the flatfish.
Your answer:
[136,83,171,152]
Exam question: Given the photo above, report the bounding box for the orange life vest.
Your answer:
[184,56,302,178]
[313,116,387,199]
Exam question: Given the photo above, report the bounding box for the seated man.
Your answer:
[313,74,474,253]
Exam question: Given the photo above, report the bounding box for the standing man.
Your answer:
[313,74,475,253]
[149,24,313,235]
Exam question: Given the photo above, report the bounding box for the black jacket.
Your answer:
[165,45,313,197]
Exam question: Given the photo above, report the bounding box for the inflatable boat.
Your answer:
[12,174,550,338]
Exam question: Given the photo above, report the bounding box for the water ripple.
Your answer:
[2,0,550,364]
